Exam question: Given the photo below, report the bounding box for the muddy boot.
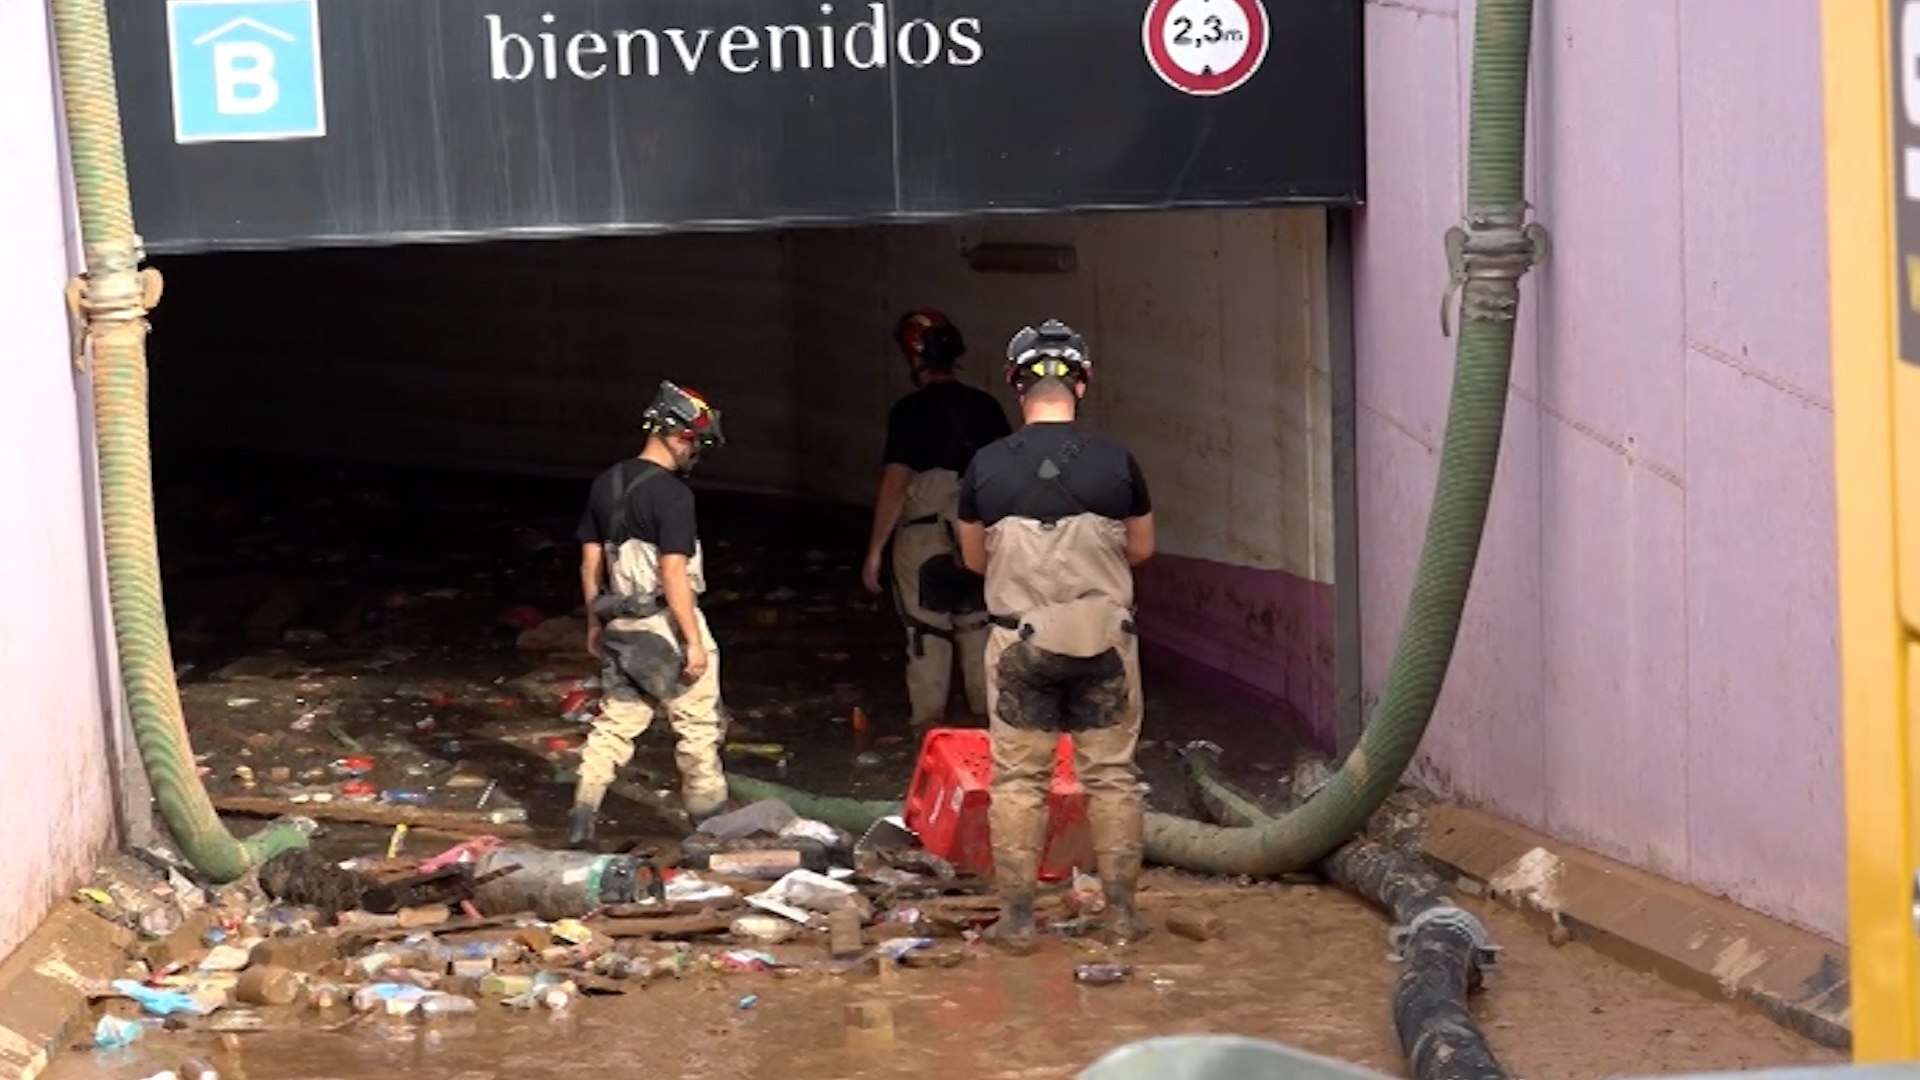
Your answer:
[983,890,1038,956]
[1101,880,1152,944]
[566,805,598,850]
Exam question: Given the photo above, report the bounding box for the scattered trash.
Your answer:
[725,743,787,764]
[738,994,760,1010]
[877,938,935,962]
[380,790,430,806]
[386,824,410,859]
[333,756,376,776]
[731,915,798,945]
[338,780,378,801]
[235,965,301,1006]
[352,983,432,1016]
[199,942,254,972]
[1068,871,1107,916]
[663,873,738,906]
[853,752,886,768]
[551,919,595,945]
[1166,908,1225,942]
[113,978,221,1017]
[470,847,659,919]
[829,908,865,960]
[1074,963,1134,986]
[700,799,798,840]
[721,950,779,973]
[749,870,868,923]
[225,698,260,709]
[93,1015,144,1050]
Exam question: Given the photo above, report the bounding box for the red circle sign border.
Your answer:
[1142,0,1272,97]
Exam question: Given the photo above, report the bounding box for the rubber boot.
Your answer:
[983,890,1038,955]
[1101,875,1152,944]
[567,805,598,850]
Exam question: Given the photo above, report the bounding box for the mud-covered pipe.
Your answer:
[49,0,305,879]
[1143,0,1541,877]
[1185,750,1506,1080]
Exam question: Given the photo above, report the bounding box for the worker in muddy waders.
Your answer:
[953,320,1157,949]
[571,381,730,847]
[861,310,1012,731]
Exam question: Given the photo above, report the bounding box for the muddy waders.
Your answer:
[572,535,728,846]
[982,513,1149,946]
[891,469,990,730]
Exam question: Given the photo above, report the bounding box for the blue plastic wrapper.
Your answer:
[112,979,214,1017]
[93,1015,143,1049]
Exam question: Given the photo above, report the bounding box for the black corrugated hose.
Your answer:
[1185,746,1508,1080]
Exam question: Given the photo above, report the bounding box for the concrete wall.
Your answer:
[151,233,803,493]
[154,212,1340,734]
[790,210,1340,736]
[0,6,118,958]
[1355,0,1841,937]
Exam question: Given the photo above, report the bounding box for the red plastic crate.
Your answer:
[903,728,1094,883]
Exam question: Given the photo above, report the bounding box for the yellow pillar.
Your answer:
[1822,0,1920,1058]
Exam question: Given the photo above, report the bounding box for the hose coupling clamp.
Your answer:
[1441,207,1550,335]
[1388,903,1501,972]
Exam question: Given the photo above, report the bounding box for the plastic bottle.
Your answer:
[419,994,478,1018]
[469,847,644,919]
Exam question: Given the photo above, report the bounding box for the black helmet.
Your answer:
[640,380,725,448]
[1005,319,1091,389]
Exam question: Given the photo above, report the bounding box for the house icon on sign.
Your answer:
[166,0,326,144]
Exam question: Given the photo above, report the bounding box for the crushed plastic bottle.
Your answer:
[419,994,478,1018]
[93,1015,143,1049]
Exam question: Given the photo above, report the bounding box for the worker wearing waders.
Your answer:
[954,321,1157,948]
[571,381,730,846]
[861,310,1012,731]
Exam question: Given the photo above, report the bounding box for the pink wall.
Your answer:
[1355,0,1843,937]
[0,5,118,958]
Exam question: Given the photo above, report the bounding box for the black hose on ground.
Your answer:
[1184,747,1507,1080]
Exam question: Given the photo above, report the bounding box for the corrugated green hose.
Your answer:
[1138,0,1539,875]
[50,0,306,880]
[730,0,1539,880]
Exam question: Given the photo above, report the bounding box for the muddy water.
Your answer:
[55,879,1832,1080]
[83,457,1839,1078]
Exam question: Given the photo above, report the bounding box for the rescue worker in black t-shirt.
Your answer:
[861,310,1013,731]
[954,320,1157,947]
[571,381,730,846]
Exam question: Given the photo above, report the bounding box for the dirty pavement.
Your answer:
[46,455,1836,1079]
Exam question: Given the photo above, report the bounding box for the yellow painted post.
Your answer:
[1823,0,1920,1058]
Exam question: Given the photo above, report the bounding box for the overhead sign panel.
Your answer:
[110,0,1364,251]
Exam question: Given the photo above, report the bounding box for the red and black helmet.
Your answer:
[641,380,725,448]
[895,309,966,368]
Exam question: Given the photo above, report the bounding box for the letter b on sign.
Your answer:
[214,42,279,114]
[168,0,325,143]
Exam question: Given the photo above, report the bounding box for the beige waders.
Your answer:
[982,513,1145,917]
[577,535,728,820]
[891,469,989,728]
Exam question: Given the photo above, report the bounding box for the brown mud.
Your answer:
[47,455,1840,1078]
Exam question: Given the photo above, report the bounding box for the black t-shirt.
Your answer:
[576,460,698,556]
[958,423,1152,527]
[881,381,1012,474]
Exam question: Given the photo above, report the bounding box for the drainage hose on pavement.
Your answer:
[1184,748,1507,1080]
[49,0,306,880]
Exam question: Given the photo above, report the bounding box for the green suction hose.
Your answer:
[727,0,1541,879]
[50,0,306,880]
[1139,0,1541,875]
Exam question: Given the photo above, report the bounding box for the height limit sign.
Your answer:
[1143,0,1270,97]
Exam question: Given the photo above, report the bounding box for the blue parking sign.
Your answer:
[166,0,325,143]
